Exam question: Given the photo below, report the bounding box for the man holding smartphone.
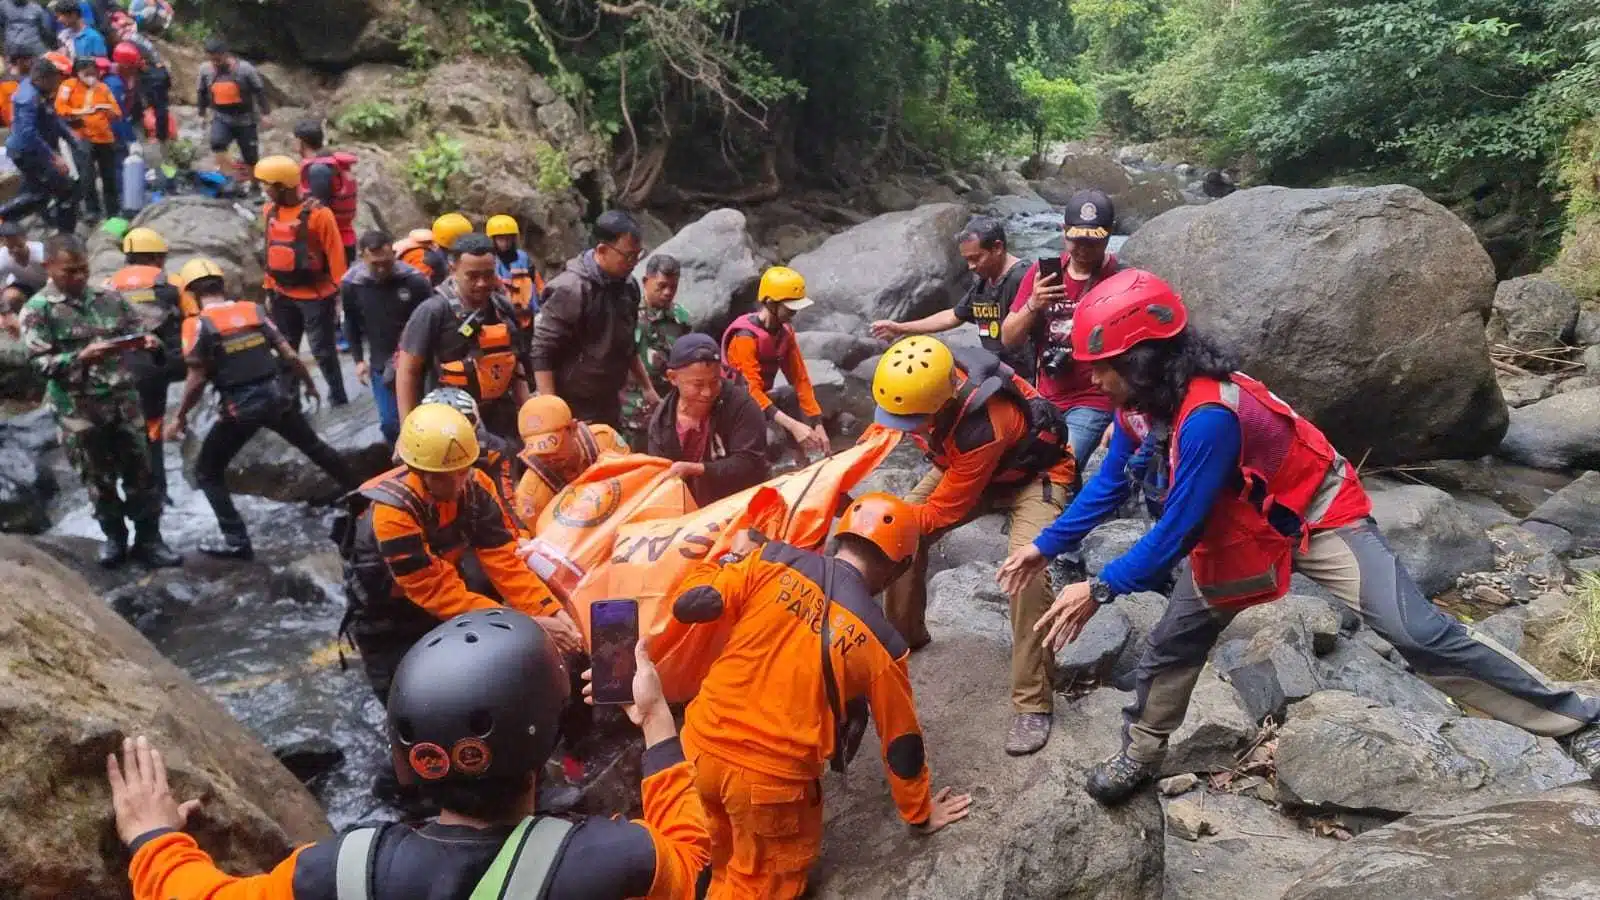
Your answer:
[1001,190,1120,469]
[669,493,972,899]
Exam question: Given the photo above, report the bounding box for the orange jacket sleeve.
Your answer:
[636,742,711,898]
[372,502,502,620]
[129,830,305,900]
[312,207,348,285]
[669,549,759,624]
[864,655,934,825]
[723,333,776,414]
[912,400,1028,533]
[781,336,822,420]
[461,469,560,616]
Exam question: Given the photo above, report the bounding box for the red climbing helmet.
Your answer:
[112,42,143,68]
[1070,268,1189,361]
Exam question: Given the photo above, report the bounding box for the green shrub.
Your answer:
[334,101,407,140]
[406,135,469,207]
[531,142,572,192]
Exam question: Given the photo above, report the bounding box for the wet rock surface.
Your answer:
[1164,791,1336,900]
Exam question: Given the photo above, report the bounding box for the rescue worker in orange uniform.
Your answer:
[720,266,828,459]
[870,335,1076,757]
[106,227,184,503]
[56,55,120,220]
[341,402,582,707]
[0,55,25,127]
[512,393,626,525]
[395,232,532,444]
[422,211,472,287]
[255,154,349,407]
[165,257,356,561]
[671,493,972,898]
[997,267,1600,805]
[486,213,543,330]
[392,227,439,284]
[107,609,711,900]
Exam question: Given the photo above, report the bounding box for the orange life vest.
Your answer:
[440,309,518,402]
[179,301,280,389]
[208,66,245,109]
[264,201,326,288]
[108,265,164,305]
[1119,373,1372,610]
[921,348,1073,485]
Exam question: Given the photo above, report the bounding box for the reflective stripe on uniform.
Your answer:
[334,825,380,900]
[469,815,574,900]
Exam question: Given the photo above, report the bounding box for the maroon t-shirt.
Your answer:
[1010,253,1118,412]
[676,416,710,463]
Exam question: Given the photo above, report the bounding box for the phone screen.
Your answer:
[589,599,639,705]
[1037,256,1064,282]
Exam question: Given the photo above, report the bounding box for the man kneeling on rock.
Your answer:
[998,268,1600,805]
[670,493,970,899]
[166,257,358,561]
[869,335,1076,756]
[107,609,710,899]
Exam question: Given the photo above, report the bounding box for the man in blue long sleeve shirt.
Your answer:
[0,59,77,231]
[1000,267,1600,807]
[51,0,103,59]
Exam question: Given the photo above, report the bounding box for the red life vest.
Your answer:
[179,301,280,389]
[1118,373,1371,610]
[720,312,794,390]
[300,152,359,245]
[264,201,326,288]
[918,347,1074,486]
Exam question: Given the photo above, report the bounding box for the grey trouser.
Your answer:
[1124,519,1600,762]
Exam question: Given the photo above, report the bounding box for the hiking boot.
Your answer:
[131,530,182,568]
[97,535,128,568]
[1085,749,1159,806]
[199,534,254,561]
[1005,712,1052,756]
[1560,724,1600,781]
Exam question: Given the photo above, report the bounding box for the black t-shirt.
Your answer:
[397,290,528,401]
[953,259,1033,379]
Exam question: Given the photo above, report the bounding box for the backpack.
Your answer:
[265,201,326,288]
[333,816,575,900]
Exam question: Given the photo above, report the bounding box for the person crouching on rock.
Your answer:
[997,267,1600,806]
[419,385,521,522]
[869,335,1076,756]
[721,266,829,462]
[164,257,357,561]
[670,494,971,899]
[341,402,583,710]
[512,393,627,525]
[107,609,711,899]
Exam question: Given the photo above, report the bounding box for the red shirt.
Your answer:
[676,416,710,463]
[1010,253,1118,413]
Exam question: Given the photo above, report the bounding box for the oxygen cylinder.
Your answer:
[120,146,146,214]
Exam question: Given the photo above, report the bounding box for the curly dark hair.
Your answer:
[1107,327,1240,422]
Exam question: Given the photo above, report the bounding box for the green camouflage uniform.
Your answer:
[20,282,160,539]
[621,302,691,448]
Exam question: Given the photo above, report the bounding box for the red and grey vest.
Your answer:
[1118,373,1371,610]
[919,348,1073,486]
[180,300,280,389]
[720,312,794,391]
[300,152,359,246]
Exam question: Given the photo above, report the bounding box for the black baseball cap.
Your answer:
[1064,190,1114,241]
[667,333,721,369]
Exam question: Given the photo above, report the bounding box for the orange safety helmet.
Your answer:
[43,52,71,75]
[517,394,575,456]
[835,492,920,564]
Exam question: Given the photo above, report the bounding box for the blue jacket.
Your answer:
[6,77,68,161]
[58,23,105,60]
[104,72,133,144]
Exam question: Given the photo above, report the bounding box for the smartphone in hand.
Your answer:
[589,599,640,705]
[1037,256,1064,282]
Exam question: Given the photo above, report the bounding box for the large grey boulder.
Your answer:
[1366,479,1494,596]
[1314,635,1459,717]
[1275,690,1582,816]
[635,208,761,335]
[1164,791,1339,900]
[105,197,264,300]
[1524,470,1600,546]
[0,408,57,533]
[1116,174,1186,234]
[1161,667,1258,776]
[1121,186,1506,464]
[1053,153,1135,196]
[1498,386,1600,469]
[1488,275,1579,353]
[1283,785,1600,899]
[790,204,970,329]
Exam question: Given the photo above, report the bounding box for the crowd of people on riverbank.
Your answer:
[13,27,1600,895]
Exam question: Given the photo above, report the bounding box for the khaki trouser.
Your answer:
[1124,520,1600,763]
[883,468,1066,714]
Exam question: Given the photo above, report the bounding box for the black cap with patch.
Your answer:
[1064,189,1115,241]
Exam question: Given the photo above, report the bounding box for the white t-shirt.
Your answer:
[0,242,48,293]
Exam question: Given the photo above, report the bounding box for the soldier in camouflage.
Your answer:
[620,253,688,448]
[20,235,182,569]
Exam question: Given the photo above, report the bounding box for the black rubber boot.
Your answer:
[1085,749,1160,806]
[199,534,254,561]
[97,521,128,569]
[131,524,182,568]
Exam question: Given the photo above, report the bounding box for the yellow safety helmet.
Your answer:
[121,227,168,255]
[485,215,520,238]
[432,213,473,250]
[871,336,957,431]
[758,266,812,310]
[253,155,302,189]
[517,394,574,455]
[173,257,225,291]
[397,404,481,473]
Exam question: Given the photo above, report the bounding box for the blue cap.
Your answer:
[873,406,929,431]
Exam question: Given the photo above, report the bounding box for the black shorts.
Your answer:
[208,118,259,164]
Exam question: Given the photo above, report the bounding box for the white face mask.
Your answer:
[80,74,97,86]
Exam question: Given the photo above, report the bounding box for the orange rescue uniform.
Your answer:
[722,332,822,422]
[673,540,933,899]
[55,77,121,145]
[513,422,627,524]
[261,201,347,301]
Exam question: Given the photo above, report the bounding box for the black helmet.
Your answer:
[388,609,570,787]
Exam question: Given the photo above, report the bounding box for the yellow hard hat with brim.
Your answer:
[398,404,480,472]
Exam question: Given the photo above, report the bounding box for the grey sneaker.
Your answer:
[1085,749,1159,806]
[1005,712,1052,756]
[1560,724,1600,781]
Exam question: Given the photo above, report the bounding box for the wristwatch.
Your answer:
[1088,578,1116,605]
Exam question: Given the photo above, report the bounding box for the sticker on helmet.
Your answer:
[451,737,492,776]
[409,742,452,780]
[442,438,472,466]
